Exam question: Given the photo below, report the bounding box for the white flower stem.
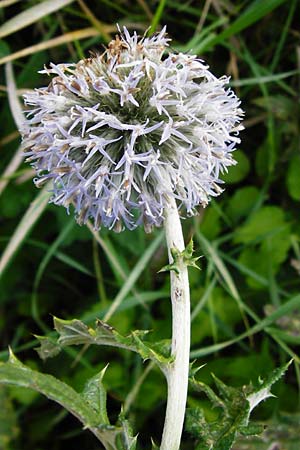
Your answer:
[160,197,191,450]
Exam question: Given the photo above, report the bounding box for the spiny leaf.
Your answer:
[116,412,138,450]
[234,412,300,448]
[34,335,61,361]
[35,317,172,371]
[159,238,201,275]
[82,365,110,425]
[187,362,291,450]
[189,378,225,410]
[0,352,138,450]
[246,359,292,413]
[151,438,160,449]
[0,350,101,429]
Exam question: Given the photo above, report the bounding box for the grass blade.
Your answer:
[103,231,164,321]
[0,0,21,6]
[0,186,50,277]
[0,0,75,39]
[191,294,300,358]
[5,62,24,129]
[202,0,288,51]
[0,146,23,196]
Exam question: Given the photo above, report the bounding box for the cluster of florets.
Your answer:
[22,27,243,232]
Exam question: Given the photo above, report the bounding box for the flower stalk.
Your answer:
[161,196,191,450]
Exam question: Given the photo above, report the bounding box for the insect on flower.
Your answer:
[22,26,243,232]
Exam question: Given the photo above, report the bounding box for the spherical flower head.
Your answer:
[22,27,243,232]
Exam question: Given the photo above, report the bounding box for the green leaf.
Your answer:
[35,335,62,361]
[234,206,291,284]
[151,438,160,449]
[255,142,270,177]
[287,154,300,201]
[82,365,110,425]
[187,362,291,450]
[234,412,300,449]
[0,40,10,58]
[200,207,222,240]
[222,150,250,184]
[226,187,260,222]
[159,238,201,274]
[234,206,288,244]
[0,350,100,430]
[201,0,289,52]
[0,351,137,450]
[246,360,292,413]
[36,317,172,371]
[0,387,19,449]
[116,412,138,450]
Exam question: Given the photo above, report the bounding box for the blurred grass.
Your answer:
[0,0,299,449]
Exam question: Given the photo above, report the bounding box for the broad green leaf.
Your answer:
[287,154,300,201]
[187,361,291,450]
[238,248,270,290]
[226,187,260,222]
[200,207,222,240]
[222,150,250,184]
[234,206,291,283]
[0,387,19,449]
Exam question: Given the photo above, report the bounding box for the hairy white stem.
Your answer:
[160,197,191,450]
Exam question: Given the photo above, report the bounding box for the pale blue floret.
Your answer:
[22,27,243,232]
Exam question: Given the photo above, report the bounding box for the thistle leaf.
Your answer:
[35,317,172,372]
[158,238,202,275]
[34,335,61,360]
[82,365,110,425]
[151,438,160,449]
[0,351,137,450]
[0,351,101,430]
[246,359,292,413]
[116,412,138,450]
[187,361,291,450]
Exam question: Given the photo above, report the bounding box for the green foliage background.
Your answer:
[0,0,299,449]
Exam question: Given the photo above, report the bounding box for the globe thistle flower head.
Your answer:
[22,27,243,232]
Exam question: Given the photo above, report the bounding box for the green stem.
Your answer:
[160,197,191,450]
